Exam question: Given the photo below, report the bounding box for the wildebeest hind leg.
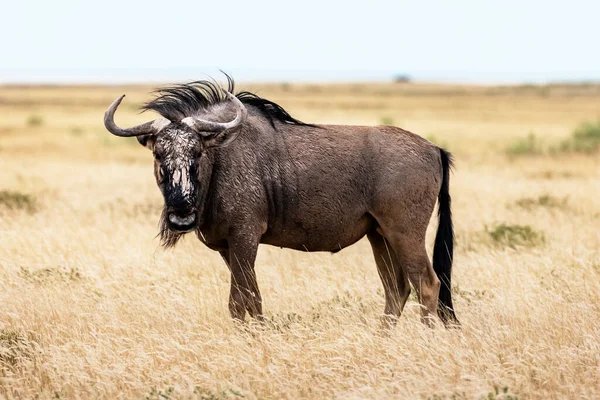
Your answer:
[387,235,440,327]
[367,230,411,328]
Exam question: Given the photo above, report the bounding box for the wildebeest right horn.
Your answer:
[104,94,170,137]
[181,91,248,134]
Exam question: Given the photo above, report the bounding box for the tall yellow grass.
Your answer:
[0,82,599,399]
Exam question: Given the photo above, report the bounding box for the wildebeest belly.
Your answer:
[261,212,374,253]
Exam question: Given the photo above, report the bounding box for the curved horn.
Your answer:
[104,94,170,137]
[182,91,248,134]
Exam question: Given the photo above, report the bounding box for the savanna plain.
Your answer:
[0,81,599,399]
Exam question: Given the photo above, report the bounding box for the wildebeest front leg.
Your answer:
[221,233,263,321]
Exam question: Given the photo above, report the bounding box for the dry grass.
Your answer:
[0,82,599,399]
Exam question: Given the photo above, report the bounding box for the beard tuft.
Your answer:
[157,207,183,248]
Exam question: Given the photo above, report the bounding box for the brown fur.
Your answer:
[160,117,452,325]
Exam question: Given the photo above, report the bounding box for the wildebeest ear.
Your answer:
[137,134,156,150]
[203,128,242,149]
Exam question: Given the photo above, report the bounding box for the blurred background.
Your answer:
[1,1,599,399]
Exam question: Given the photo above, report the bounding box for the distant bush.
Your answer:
[426,134,450,149]
[0,329,38,368]
[19,266,82,283]
[0,190,37,213]
[526,170,578,180]
[380,116,395,126]
[486,223,545,248]
[485,385,519,400]
[26,114,44,127]
[428,385,518,400]
[505,133,542,156]
[145,387,174,400]
[555,119,600,154]
[507,121,600,157]
[393,74,411,83]
[70,126,85,136]
[145,387,244,400]
[515,194,568,211]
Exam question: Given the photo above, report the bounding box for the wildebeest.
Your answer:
[104,74,458,327]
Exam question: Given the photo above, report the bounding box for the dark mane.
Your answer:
[141,73,313,128]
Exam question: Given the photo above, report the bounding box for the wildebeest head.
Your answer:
[104,90,247,241]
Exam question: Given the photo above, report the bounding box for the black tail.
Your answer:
[433,148,458,325]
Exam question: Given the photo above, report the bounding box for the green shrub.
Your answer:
[487,223,545,248]
[557,119,600,154]
[515,194,568,210]
[145,387,244,400]
[145,387,174,400]
[506,132,542,156]
[0,190,37,213]
[26,115,44,127]
[428,386,518,400]
[426,134,450,149]
[70,126,85,136]
[19,266,82,283]
[0,329,38,368]
[380,116,395,126]
[508,121,600,157]
[483,385,519,400]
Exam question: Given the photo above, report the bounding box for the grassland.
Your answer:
[0,81,599,399]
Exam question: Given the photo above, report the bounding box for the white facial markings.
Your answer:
[170,167,192,196]
[172,169,181,186]
[159,128,198,198]
[180,167,191,195]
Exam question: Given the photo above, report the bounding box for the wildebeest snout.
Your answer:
[167,207,197,232]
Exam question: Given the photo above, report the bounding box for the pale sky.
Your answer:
[1,0,598,84]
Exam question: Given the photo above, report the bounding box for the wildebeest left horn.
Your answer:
[182,91,248,134]
[104,94,170,137]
